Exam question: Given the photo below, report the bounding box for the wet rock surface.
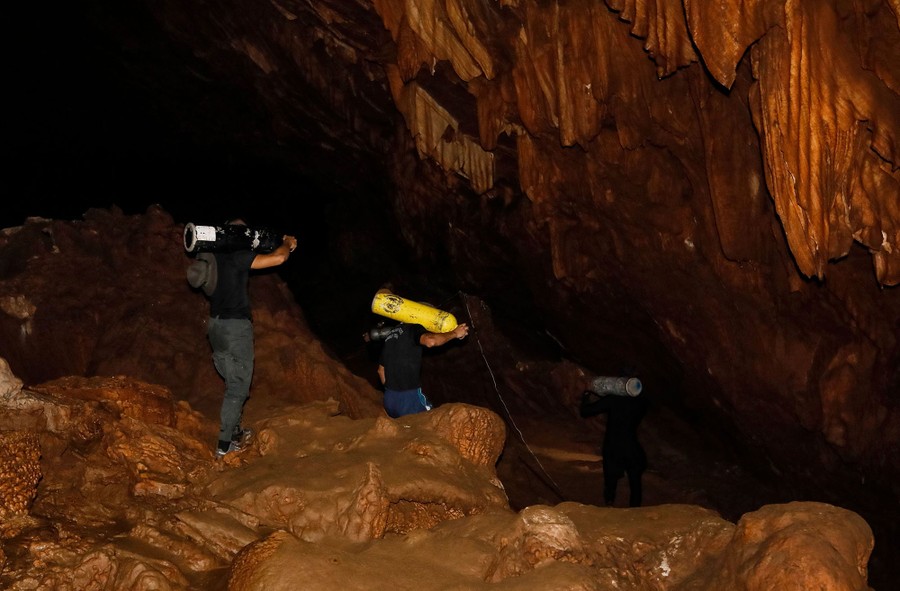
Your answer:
[0,210,891,588]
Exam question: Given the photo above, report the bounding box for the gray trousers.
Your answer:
[207,317,254,443]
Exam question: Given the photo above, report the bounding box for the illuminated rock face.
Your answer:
[0,362,876,590]
[0,208,890,587]
[143,0,900,282]
[130,0,898,577]
[2,0,900,586]
[140,0,894,497]
[0,431,40,521]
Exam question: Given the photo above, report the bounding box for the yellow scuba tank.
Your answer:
[371,289,458,333]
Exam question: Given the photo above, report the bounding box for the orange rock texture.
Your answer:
[0,357,875,589]
[0,431,41,521]
[3,0,900,587]
[377,0,899,283]
[115,2,899,510]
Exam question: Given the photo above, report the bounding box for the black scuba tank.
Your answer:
[183,222,282,254]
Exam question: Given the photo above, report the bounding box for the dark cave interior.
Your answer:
[3,0,875,512]
[7,2,898,587]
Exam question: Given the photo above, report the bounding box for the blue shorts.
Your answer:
[383,388,432,418]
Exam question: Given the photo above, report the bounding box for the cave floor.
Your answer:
[487,409,893,589]
[493,409,787,522]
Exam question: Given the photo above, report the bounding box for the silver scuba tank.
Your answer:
[589,376,643,397]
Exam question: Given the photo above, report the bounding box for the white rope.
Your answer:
[459,292,565,500]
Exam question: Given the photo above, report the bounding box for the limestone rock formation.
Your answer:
[0,207,384,423]
[202,402,510,541]
[117,0,897,281]
[5,0,900,585]
[0,431,40,523]
[0,205,896,586]
[93,0,897,511]
[0,360,874,590]
[10,0,897,523]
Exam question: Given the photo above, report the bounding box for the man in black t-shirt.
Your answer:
[372,321,469,418]
[189,219,297,458]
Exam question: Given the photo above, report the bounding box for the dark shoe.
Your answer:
[215,428,253,458]
[231,427,253,451]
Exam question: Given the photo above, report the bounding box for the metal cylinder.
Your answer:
[589,376,642,397]
[367,326,395,341]
[184,223,282,254]
[370,290,458,333]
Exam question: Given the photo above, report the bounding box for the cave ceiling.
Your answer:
[116,0,900,286]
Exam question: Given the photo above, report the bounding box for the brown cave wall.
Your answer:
[368,2,900,504]
[10,0,897,556]
[3,0,899,586]
[0,209,385,422]
[139,1,898,275]
[387,101,900,504]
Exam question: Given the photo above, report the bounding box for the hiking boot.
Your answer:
[231,427,253,452]
[215,428,254,459]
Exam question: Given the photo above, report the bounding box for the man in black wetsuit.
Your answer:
[580,389,648,507]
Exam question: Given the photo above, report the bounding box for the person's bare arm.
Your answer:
[377,364,385,384]
[251,235,298,269]
[419,323,469,348]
